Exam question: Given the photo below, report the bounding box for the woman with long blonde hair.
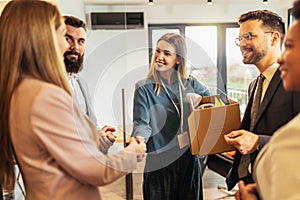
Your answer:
[132,33,210,200]
[0,1,146,199]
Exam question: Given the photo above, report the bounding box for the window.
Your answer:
[185,26,217,94]
[226,28,258,114]
[288,8,295,27]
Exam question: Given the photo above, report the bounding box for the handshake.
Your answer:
[98,125,146,162]
[126,136,147,162]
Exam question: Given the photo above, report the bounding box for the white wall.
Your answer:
[60,1,294,128]
[57,0,85,21]
[83,29,149,127]
[0,1,9,13]
[145,1,293,24]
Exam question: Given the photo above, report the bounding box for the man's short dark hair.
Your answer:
[238,10,285,43]
[292,0,300,19]
[64,16,86,32]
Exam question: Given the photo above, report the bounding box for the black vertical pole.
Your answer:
[122,89,133,200]
[122,88,126,149]
[0,183,3,200]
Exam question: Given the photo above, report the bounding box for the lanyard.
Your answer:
[160,79,184,134]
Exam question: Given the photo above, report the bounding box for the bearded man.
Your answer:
[64,16,116,152]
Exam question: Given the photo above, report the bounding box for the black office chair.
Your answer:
[207,153,234,177]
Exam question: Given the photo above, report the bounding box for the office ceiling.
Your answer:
[83,0,290,6]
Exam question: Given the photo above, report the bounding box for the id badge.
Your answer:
[178,131,189,149]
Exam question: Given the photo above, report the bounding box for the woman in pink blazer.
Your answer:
[0,1,146,200]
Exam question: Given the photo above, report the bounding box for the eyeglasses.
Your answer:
[235,32,273,46]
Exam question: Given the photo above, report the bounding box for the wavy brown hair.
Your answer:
[0,0,71,190]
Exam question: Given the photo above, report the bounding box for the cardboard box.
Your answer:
[188,95,240,155]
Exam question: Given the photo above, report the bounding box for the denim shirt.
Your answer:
[132,74,210,154]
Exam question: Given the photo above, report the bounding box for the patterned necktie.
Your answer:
[250,74,265,130]
[238,74,265,178]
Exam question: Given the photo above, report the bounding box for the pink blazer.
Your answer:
[9,77,137,200]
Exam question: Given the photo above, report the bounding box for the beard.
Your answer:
[243,50,266,65]
[64,50,84,73]
[242,45,268,65]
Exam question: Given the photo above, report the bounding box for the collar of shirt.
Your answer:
[67,72,78,79]
[159,71,180,85]
[260,62,279,100]
[261,62,279,84]
[67,73,78,92]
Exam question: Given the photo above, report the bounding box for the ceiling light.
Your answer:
[148,0,154,5]
[263,0,268,4]
[207,0,212,5]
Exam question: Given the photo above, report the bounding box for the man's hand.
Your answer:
[99,125,116,142]
[235,181,258,200]
[224,130,259,155]
[98,125,117,152]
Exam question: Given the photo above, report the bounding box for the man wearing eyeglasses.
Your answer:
[224,10,300,191]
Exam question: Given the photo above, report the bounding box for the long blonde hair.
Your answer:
[0,0,71,190]
[147,33,189,95]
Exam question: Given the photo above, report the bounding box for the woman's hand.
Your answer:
[125,137,146,162]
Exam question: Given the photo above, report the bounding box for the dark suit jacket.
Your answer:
[226,69,300,190]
